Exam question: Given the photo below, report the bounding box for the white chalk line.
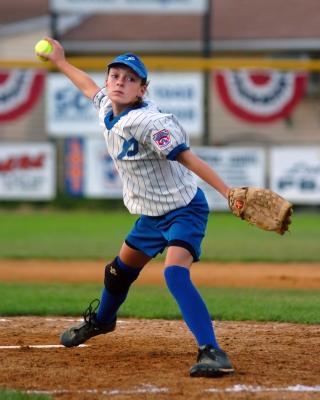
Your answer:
[0,317,130,324]
[205,384,320,393]
[0,317,131,323]
[26,384,168,396]
[0,344,87,349]
[24,384,320,396]
[44,318,130,324]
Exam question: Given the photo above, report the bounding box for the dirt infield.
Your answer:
[0,260,320,399]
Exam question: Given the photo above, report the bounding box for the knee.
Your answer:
[104,257,140,295]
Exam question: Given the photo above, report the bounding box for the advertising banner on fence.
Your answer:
[192,147,266,210]
[0,143,56,200]
[64,141,266,207]
[47,73,104,136]
[64,138,85,196]
[84,139,123,198]
[147,72,203,138]
[64,138,122,198]
[270,147,320,204]
[47,72,203,138]
[50,0,208,14]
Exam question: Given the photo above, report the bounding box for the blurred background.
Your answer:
[1,0,320,210]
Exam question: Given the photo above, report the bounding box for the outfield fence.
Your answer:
[0,57,320,205]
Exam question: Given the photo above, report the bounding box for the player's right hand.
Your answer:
[41,37,66,64]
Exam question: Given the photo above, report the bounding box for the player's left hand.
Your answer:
[228,187,293,235]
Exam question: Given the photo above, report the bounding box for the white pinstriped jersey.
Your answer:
[93,88,197,216]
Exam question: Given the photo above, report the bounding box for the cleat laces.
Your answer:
[82,298,100,325]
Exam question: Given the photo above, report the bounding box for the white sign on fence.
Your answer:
[47,72,203,138]
[0,143,56,200]
[79,143,266,207]
[84,138,123,198]
[192,147,266,210]
[147,72,203,138]
[47,73,104,136]
[270,147,320,204]
[50,0,208,14]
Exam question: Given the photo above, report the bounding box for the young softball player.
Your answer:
[38,38,234,377]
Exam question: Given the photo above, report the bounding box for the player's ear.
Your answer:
[105,71,110,87]
[139,83,147,97]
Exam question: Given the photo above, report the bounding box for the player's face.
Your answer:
[106,66,147,115]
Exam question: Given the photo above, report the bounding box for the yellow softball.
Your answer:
[34,39,53,62]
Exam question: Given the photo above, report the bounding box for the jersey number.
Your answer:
[117,138,138,160]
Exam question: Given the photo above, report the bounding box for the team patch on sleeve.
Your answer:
[152,129,172,150]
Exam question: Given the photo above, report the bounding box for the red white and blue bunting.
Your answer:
[0,70,45,122]
[215,69,307,123]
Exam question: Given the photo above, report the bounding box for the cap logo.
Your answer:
[125,56,136,61]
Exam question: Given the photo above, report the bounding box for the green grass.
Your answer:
[0,210,318,325]
[0,283,318,324]
[0,390,50,399]
[0,210,319,261]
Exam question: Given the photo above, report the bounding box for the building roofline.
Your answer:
[0,16,49,36]
[213,38,320,52]
[62,38,320,54]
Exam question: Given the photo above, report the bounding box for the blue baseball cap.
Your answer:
[107,53,148,80]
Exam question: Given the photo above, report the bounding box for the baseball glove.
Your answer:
[228,187,293,235]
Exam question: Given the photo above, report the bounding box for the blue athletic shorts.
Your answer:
[125,187,209,262]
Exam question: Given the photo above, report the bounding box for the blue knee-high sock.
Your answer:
[164,265,219,348]
[96,257,141,325]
